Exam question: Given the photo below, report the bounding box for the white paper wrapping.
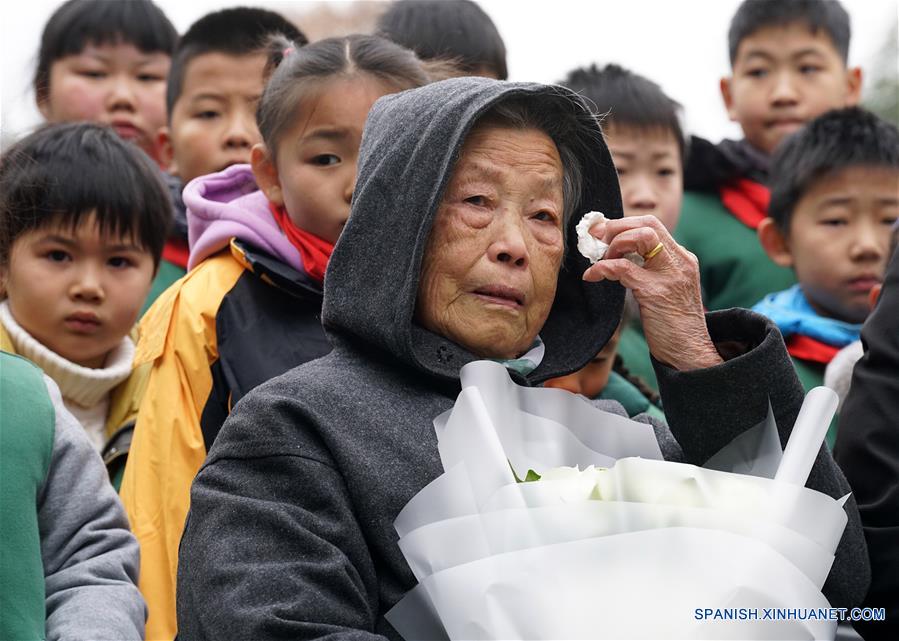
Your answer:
[387,361,847,640]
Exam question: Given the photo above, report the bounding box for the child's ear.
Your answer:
[844,66,863,106]
[157,127,177,175]
[720,77,737,122]
[757,218,793,267]
[251,143,283,206]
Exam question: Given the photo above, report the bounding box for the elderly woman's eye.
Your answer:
[464,195,488,206]
[533,211,556,222]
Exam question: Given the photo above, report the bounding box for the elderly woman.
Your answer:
[176,78,867,639]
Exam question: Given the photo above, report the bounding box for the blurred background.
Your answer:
[2,0,897,149]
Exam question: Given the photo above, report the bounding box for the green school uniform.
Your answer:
[616,321,659,394]
[142,258,186,316]
[0,353,55,641]
[598,370,666,422]
[675,191,796,311]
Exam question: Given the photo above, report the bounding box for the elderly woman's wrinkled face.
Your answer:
[416,124,565,359]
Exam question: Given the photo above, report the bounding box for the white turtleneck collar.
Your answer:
[0,300,134,408]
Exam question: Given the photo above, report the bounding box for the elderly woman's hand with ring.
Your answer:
[582,215,723,371]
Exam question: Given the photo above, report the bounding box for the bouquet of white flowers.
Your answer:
[386,361,848,640]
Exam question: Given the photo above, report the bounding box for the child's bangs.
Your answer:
[1,124,171,265]
[49,0,177,60]
[39,151,167,253]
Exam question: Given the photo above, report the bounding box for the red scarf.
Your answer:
[719,178,770,230]
[786,334,841,365]
[161,237,190,269]
[269,202,334,283]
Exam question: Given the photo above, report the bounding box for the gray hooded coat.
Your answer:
[176,78,868,640]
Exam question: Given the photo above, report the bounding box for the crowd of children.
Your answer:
[0,0,896,639]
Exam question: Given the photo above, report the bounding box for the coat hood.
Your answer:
[184,164,304,272]
[322,77,625,384]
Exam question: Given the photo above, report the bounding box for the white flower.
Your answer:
[534,464,607,501]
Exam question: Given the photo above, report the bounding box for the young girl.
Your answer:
[34,0,177,165]
[121,34,446,640]
[0,122,172,486]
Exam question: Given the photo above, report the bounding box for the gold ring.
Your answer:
[642,242,665,262]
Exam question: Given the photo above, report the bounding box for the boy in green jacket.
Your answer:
[676,0,862,311]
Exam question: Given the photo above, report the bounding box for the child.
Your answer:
[753,107,899,448]
[377,0,507,79]
[824,223,898,411]
[0,122,171,486]
[121,34,444,640]
[144,8,308,311]
[675,0,862,311]
[554,63,685,397]
[543,325,664,420]
[0,353,145,640]
[34,0,177,166]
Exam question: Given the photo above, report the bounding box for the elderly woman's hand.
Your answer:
[582,215,724,371]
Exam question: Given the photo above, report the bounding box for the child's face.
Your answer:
[760,166,899,324]
[0,217,155,368]
[606,124,683,232]
[160,52,267,185]
[252,76,399,244]
[543,329,621,398]
[721,23,861,155]
[39,42,170,164]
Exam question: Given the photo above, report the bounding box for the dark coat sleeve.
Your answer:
[176,389,386,641]
[653,308,870,609]
[834,250,899,640]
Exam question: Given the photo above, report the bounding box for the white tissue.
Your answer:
[575,211,609,263]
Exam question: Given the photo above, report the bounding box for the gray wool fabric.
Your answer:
[40,376,146,641]
[176,78,868,641]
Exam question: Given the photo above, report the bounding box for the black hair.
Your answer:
[558,63,686,161]
[728,0,851,65]
[0,123,172,268]
[166,7,308,116]
[258,34,439,160]
[35,0,178,105]
[377,0,507,80]
[768,107,899,231]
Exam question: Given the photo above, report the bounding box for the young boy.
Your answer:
[0,122,171,487]
[0,353,145,640]
[753,107,899,447]
[34,0,177,166]
[377,0,507,79]
[824,223,898,410]
[557,63,685,396]
[675,0,862,311]
[143,8,307,311]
